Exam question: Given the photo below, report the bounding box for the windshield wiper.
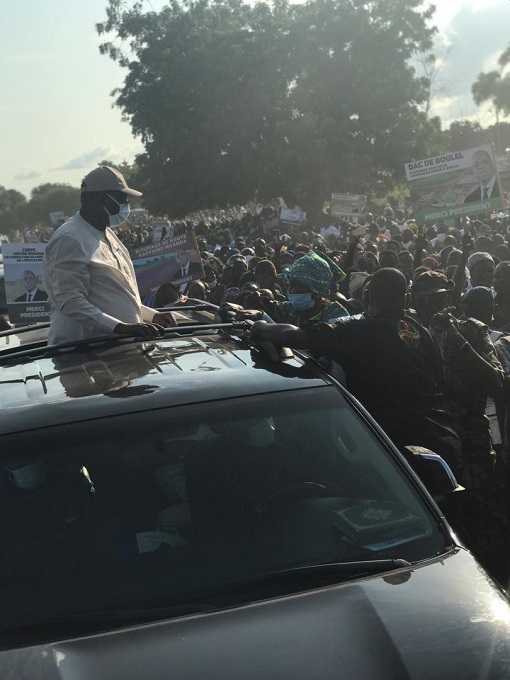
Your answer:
[237,559,411,585]
[201,558,412,601]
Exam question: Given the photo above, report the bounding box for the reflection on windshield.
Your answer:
[51,346,160,398]
[0,387,444,630]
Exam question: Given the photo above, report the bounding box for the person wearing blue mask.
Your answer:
[276,250,349,325]
[42,165,176,345]
[224,250,349,326]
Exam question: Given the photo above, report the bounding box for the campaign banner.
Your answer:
[331,193,367,217]
[280,207,306,224]
[130,231,204,299]
[2,243,50,325]
[405,144,504,224]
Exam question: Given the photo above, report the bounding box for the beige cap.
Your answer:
[80,166,143,197]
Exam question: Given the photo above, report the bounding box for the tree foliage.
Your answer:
[446,120,486,151]
[0,186,26,235]
[97,0,441,217]
[23,184,81,228]
[0,183,81,236]
[472,44,510,142]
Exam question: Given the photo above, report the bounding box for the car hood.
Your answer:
[1,549,510,680]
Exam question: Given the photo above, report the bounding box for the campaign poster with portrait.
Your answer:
[405,144,504,225]
[2,243,50,325]
[130,231,204,299]
[280,207,307,224]
[279,206,307,234]
[330,193,367,218]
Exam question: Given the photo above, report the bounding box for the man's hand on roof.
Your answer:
[235,309,264,322]
[152,311,178,328]
[249,322,280,361]
[218,302,244,322]
[113,322,166,339]
[250,321,299,346]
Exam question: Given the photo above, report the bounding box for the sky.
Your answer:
[1,0,509,198]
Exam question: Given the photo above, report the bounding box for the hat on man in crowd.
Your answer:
[221,287,240,304]
[461,286,495,325]
[411,270,452,297]
[81,166,143,197]
[467,252,494,273]
[462,286,494,305]
[421,256,441,270]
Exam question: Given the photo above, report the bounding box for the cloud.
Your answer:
[482,49,504,73]
[13,169,42,181]
[433,0,508,33]
[429,1,510,125]
[52,146,111,171]
[429,96,461,119]
[51,143,144,173]
[4,54,53,64]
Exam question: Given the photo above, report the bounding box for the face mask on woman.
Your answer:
[289,293,315,311]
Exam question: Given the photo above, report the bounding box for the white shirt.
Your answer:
[431,233,446,249]
[479,175,497,199]
[42,212,156,344]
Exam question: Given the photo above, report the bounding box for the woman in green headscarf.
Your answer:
[276,250,348,324]
[226,251,349,326]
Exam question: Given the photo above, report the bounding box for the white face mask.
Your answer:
[5,461,47,490]
[104,194,130,227]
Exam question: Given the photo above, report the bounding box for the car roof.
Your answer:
[0,320,326,436]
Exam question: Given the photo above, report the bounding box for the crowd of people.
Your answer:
[3,163,510,582]
[135,203,510,581]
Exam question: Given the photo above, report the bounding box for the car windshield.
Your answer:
[0,386,446,630]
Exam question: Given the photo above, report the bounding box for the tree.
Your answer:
[472,45,510,153]
[413,36,453,117]
[98,0,440,217]
[22,183,81,228]
[446,120,486,152]
[0,186,27,236]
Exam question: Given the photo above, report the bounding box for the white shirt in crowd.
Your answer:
[42,212,157,345]
[431,233,447,249]
[320,225,340,239]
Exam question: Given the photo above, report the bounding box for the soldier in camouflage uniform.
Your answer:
[433,310,506,576]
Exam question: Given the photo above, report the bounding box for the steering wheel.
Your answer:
[255,481,335,512]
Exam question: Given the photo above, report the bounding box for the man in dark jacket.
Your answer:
[251,267,459,468]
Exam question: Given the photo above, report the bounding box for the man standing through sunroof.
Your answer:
[42,166,176,345]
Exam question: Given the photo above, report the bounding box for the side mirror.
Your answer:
[403,445,465,500]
